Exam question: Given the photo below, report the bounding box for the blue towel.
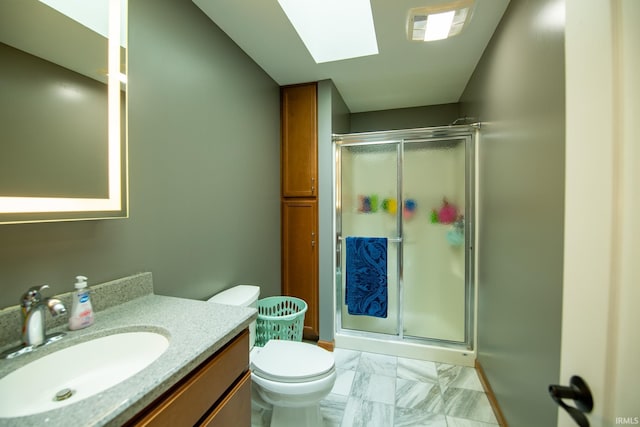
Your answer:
[345,237,388,318]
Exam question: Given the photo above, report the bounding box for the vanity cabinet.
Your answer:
[280,82,319,340]
[126,329,250,427]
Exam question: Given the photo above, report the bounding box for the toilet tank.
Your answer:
[208,285,260,348]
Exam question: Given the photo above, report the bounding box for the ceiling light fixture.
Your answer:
[408,0,475,42]
[277,0,379,64]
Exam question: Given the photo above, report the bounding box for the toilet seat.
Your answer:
[251,340,335,383]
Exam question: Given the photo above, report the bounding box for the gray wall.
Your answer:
[460,0,565,425]
[0,0,281,309]
[317,80,350,342]
[1,43,108,198]
[350,103,461,133]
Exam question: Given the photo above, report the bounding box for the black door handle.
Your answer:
[549,376,594,427]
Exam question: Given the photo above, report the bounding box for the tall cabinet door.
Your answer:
[281,84,317,198]
[281,200,318,339]
[281,82,319,340]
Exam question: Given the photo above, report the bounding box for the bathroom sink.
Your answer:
[0,331,169,418]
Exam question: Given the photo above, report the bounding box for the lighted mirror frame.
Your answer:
[0,0,127,225]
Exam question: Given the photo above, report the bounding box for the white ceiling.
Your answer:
[192,0,510,113]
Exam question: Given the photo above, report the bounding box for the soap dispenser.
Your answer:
[68,275,94,330]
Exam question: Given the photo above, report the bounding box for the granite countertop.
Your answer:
[0,273,257,427]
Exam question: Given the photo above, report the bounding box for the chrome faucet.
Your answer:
[1,285,67,359]
[20,285,67,347]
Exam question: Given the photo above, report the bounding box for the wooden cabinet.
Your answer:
[281,83,317,198]
[200,371,250,427]
[281,200,318,339]
[280,82,319,340]
[126,330,250,427]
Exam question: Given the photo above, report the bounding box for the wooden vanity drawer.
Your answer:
[200,370,251,427]
[129,329,249,427]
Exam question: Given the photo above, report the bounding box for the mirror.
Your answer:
[0,0,127,224]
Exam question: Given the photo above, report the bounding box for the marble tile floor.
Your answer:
[253,347,500,427]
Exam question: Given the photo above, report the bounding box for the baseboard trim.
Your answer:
[475,360,508,427]
[317,340,335,352]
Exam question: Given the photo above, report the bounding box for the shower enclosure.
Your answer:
[334,125,477,365]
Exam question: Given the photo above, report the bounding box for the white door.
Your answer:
[560,1,640,426]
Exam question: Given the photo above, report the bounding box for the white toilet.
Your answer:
[208,285,336,427]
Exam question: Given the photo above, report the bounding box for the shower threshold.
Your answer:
[334,330,476,367]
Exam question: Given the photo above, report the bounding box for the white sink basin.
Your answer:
[0,331,169,418]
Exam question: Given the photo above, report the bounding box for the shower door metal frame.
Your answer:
[333,125,477,351]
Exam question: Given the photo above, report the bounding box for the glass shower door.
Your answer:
[336,131,473,346]
[402,138,469,342]
[338,142,400,336]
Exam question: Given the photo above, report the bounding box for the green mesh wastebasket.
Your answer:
[255,296,307,347]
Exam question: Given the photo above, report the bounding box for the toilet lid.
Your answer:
[251,340,335,383]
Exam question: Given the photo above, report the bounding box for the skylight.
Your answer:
[277,0,379,64]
